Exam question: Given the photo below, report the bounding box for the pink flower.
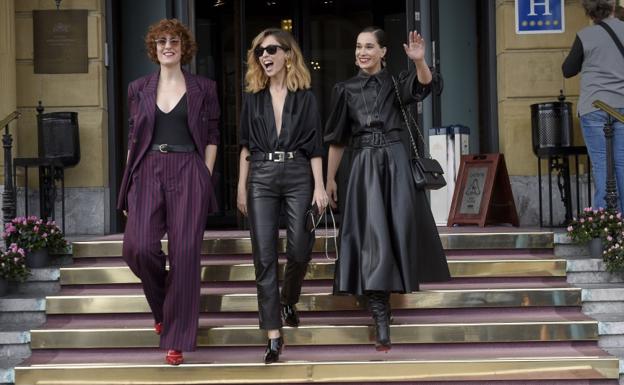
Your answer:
[580,218,585,223]
[567,226,573,232]
[608,235,613,241]
[42,233,47,238]
[589,217,593,222]
[33,226,39,232]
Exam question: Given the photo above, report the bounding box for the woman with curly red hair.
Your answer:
[118,19,220,365]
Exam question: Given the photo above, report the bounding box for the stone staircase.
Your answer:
[11,229,622,384]
[0,264,61,384]
[560,233,624,383]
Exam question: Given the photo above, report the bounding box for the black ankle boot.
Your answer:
[367,292,391,351]
[281,304,300,327]
[264,336,284,364]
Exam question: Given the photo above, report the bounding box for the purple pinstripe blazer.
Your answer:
[117,70,220,211]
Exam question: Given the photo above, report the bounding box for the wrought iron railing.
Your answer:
[592,100,624,211]
[0,111,20,224]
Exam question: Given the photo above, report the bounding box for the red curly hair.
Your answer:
[144,19,197,65]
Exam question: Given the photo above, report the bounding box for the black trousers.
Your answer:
[247,158,314,330]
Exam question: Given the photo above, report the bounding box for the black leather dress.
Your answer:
[324,68,450,295]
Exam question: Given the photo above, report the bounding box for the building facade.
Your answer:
[0,0,617,234]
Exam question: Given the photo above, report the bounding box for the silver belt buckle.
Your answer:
[158,144,169,153]
[372,132,384,146]
[272,151,285,162]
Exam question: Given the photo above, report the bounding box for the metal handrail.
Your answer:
[593,100,624,124]
[0,111,20,129]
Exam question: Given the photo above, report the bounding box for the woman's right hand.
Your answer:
[326,179,338,209]
[237,185,248,216]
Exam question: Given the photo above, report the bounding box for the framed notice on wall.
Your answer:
[447,154,519,227]
[33,10,88,74]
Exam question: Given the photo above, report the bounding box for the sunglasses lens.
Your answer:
[266,45,278,55]
[254,47,264,57]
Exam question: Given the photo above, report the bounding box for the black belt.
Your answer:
[150,144,196,153]
[247,151,304,162]
[352,131,401,148]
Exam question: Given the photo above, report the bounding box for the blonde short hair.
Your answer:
[245,28,311,93]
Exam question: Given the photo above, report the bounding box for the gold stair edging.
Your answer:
[71,231,554,258]
[44,288,581,314]
[59,259,567,285]
[14,357,619,384]
[29,321,598,349]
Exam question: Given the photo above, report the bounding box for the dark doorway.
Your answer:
[194,0,418,227]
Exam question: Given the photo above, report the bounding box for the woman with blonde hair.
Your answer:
[237,28,327,364]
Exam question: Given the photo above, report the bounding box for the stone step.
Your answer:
[567,259,624,284]
[72,229,554,258]
[0,355,23,384]
[14,342,619,384]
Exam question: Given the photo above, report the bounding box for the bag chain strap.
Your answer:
[391,76,431,160]
[323,206,339,260]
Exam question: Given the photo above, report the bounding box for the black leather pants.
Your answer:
[247,159,314,330]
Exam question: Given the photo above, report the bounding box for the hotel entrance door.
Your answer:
[194,0,420,227]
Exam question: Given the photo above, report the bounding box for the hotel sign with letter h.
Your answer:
[515,0,564,34]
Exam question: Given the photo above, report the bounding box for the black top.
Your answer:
[324,68,431,145]
[562,36,584,78]
[239,88,324,158]
[150,94,195,146]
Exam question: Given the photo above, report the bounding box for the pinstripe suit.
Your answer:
[118,70,220,351]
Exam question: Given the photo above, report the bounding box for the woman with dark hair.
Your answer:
[324,27,450,351]
[237,28,327,364]
[118,18,220,365]
[563,0,624,210]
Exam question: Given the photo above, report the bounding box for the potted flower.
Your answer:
[566,207,622,258]
[603,230,624,272]
[2,216,69,268]
[0,243,29,296]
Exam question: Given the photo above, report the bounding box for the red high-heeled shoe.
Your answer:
[154,322,162,335]
[165,350,183,365]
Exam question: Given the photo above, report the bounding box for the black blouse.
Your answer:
[150,94,195,147]
[324,68,431,145]
[240,88,324,158]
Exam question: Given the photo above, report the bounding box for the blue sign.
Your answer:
[516,0,564,34]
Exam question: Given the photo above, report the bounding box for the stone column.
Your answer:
[0,0,17,235]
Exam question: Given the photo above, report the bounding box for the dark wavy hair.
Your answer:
[582,0,615,21]
[144,19,197,65]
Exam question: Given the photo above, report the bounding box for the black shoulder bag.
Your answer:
[597,21,624,59]
[391,76,446,190]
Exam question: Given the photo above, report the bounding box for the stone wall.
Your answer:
[496,0,588,177]
[11,0,108,234]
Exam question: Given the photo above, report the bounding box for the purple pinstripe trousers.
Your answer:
[122,151,211,351]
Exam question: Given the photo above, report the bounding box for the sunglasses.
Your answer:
[253,44,287,58]
[154,38,181,47]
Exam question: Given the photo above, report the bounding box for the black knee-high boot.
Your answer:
[367,291,391,351]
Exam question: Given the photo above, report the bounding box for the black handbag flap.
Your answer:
[417,157,444,175]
